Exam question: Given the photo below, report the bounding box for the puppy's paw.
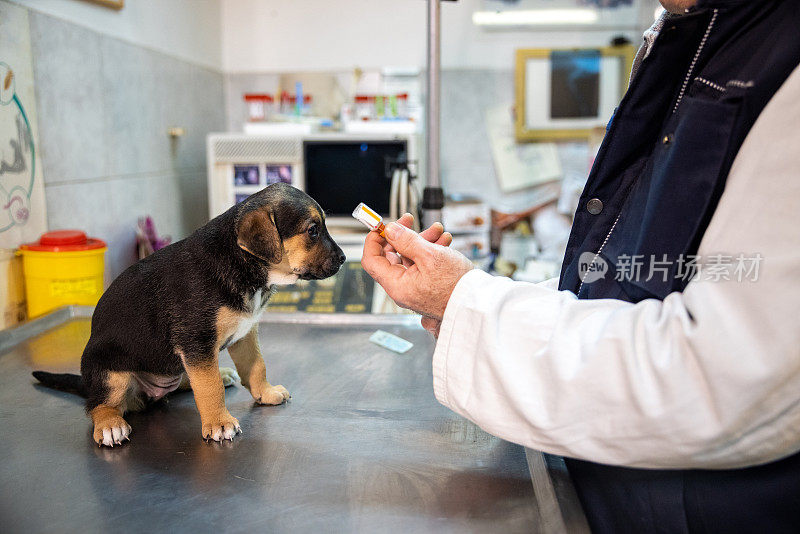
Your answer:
[202,412,241,442]
[254,384,290,405]
[219,367,240,387]
[93,416,132,447]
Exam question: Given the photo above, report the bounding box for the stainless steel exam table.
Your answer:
[0,307,587,533]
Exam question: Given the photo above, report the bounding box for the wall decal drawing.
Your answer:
[0,2,47,249]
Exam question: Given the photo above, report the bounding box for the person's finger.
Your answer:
[363,228,388,258]
[434,231,452,247]
[403,221,442,268]
[361,229,412,299]
[382,213,415,256]
[383,241,407,267]
[396,213,414,229]
[383,222,432,263]
[386,251,403,266]
[361,231,394,281]
[388,221,444,268]
[363,256,406,293]
[389,222,443,268]
[399,228,451,267]
[419,222,445,243]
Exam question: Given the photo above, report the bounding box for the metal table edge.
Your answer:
[525,448,590,533]
[1,306,424,355]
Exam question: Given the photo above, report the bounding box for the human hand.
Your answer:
[385,214,452,337]
[382,213,452,264]
[361,214,474,322]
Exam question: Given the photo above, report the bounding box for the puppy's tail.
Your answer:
[32,371,87,397]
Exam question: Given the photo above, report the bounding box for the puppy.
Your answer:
[33,183,344,446]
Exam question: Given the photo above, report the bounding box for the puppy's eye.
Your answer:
[308,224,319,239]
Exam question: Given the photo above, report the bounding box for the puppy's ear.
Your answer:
[236,208,282,263]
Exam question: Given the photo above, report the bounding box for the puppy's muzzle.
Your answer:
[304,251,345,280]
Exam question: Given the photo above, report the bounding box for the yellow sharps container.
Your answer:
[19,230,107,318]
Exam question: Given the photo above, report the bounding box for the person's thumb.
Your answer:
[384,222,431,261]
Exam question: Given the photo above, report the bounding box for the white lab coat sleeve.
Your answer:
[432,65,800,470]
[536,277,560,290]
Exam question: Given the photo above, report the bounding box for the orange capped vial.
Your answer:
[352,202,386,238]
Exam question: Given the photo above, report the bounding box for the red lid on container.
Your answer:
[243,93,274,102]
[20,230,106,252]
[285,95,312,103]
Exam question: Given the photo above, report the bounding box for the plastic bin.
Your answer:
[19,230,107,318]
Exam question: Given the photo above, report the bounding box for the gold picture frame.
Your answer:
[515,45,636,142]
[81,0,124,9]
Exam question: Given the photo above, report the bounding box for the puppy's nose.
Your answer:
[337,252,346,265]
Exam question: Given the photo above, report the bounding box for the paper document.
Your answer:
[486,104,562,192]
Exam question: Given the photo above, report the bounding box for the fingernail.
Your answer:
[387,222,403,239]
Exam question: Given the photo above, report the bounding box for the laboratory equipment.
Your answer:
[441,196,491,259]
[304,139,407,218]
[243,93,274,122]
[206,132,420,230]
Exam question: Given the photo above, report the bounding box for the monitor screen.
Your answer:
[303,140,406,217]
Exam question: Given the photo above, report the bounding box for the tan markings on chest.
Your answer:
[216,290,269,350]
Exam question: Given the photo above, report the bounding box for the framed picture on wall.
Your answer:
[514,46,635,142]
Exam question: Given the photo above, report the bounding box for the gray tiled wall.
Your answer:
[28,11,225,282]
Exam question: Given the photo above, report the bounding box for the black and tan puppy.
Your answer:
[33,183,344,446]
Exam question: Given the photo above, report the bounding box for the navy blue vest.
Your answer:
[558,0,800,531]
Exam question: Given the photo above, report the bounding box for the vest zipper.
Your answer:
[577,212,622,297]
[576,8,719,297]
[672,8,719,114]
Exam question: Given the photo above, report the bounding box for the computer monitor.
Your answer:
[303,140,407,218]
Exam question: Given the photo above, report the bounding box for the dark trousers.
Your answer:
[566,450,800,533]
